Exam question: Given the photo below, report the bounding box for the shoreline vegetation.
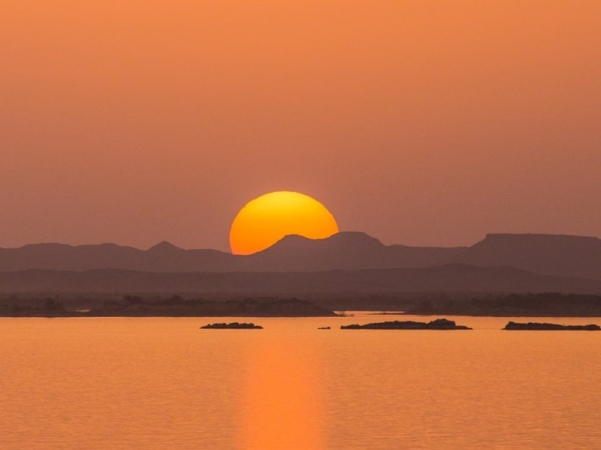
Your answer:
[403,293,601,317]
[0,296,598,331]
[318,293,601,317]
[0,296,337,318]
[2,293,601,319]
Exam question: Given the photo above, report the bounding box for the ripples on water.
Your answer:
[1,315,600,449]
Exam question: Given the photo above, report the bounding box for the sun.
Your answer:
[229,191,339,255]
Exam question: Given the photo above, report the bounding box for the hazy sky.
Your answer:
[1,1,600,251]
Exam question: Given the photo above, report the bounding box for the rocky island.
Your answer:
[503,321,601,331]
[341,318,471,330]
[200,322,263,329]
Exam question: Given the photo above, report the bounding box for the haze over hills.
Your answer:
[451,233,601,280]
[1,232,601,277]
[0,241,235,273]
[249,232,466,271]
[0,232,465,273]
[1,264,600,295]
[1,232,601,295]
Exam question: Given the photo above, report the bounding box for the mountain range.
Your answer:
[0,232,465,273]
[1,264,599,295]
[1,232,601,294]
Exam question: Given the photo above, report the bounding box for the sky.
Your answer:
[1,1,600,251]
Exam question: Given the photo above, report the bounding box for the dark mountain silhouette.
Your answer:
[0,243,142,271]
[247,232,465,271]
[0,264,599,294]
[0,232,464,273]
[451,234,601,280]
[1,232,601,284]
[0,242,233,272]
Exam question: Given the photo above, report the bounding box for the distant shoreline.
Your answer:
[3,311,601,318]
[3,293,601,318]
[0,296,338,318]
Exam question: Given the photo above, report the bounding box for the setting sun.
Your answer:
[229,191,339,255]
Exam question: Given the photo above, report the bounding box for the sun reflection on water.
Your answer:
[239,335,324,449]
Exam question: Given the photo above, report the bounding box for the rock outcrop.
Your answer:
[503,321,600,331]
[200,322,263,329]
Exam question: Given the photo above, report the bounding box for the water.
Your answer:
[1,315,600,449]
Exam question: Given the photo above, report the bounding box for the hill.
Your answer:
[452,233,601,280]
[0,232,464,273]
[2,232,601,283]
[0,264,599,295]
[246,232,464,271]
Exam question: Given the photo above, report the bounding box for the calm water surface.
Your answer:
[1,315,600,449]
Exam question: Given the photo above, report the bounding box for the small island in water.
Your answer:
[200,322,263,329]
[503,321,601,331]
[341,318,471,330]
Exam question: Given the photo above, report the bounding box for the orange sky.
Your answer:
[1,1,600,250]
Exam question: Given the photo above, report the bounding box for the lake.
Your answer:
[1,314,600,449]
